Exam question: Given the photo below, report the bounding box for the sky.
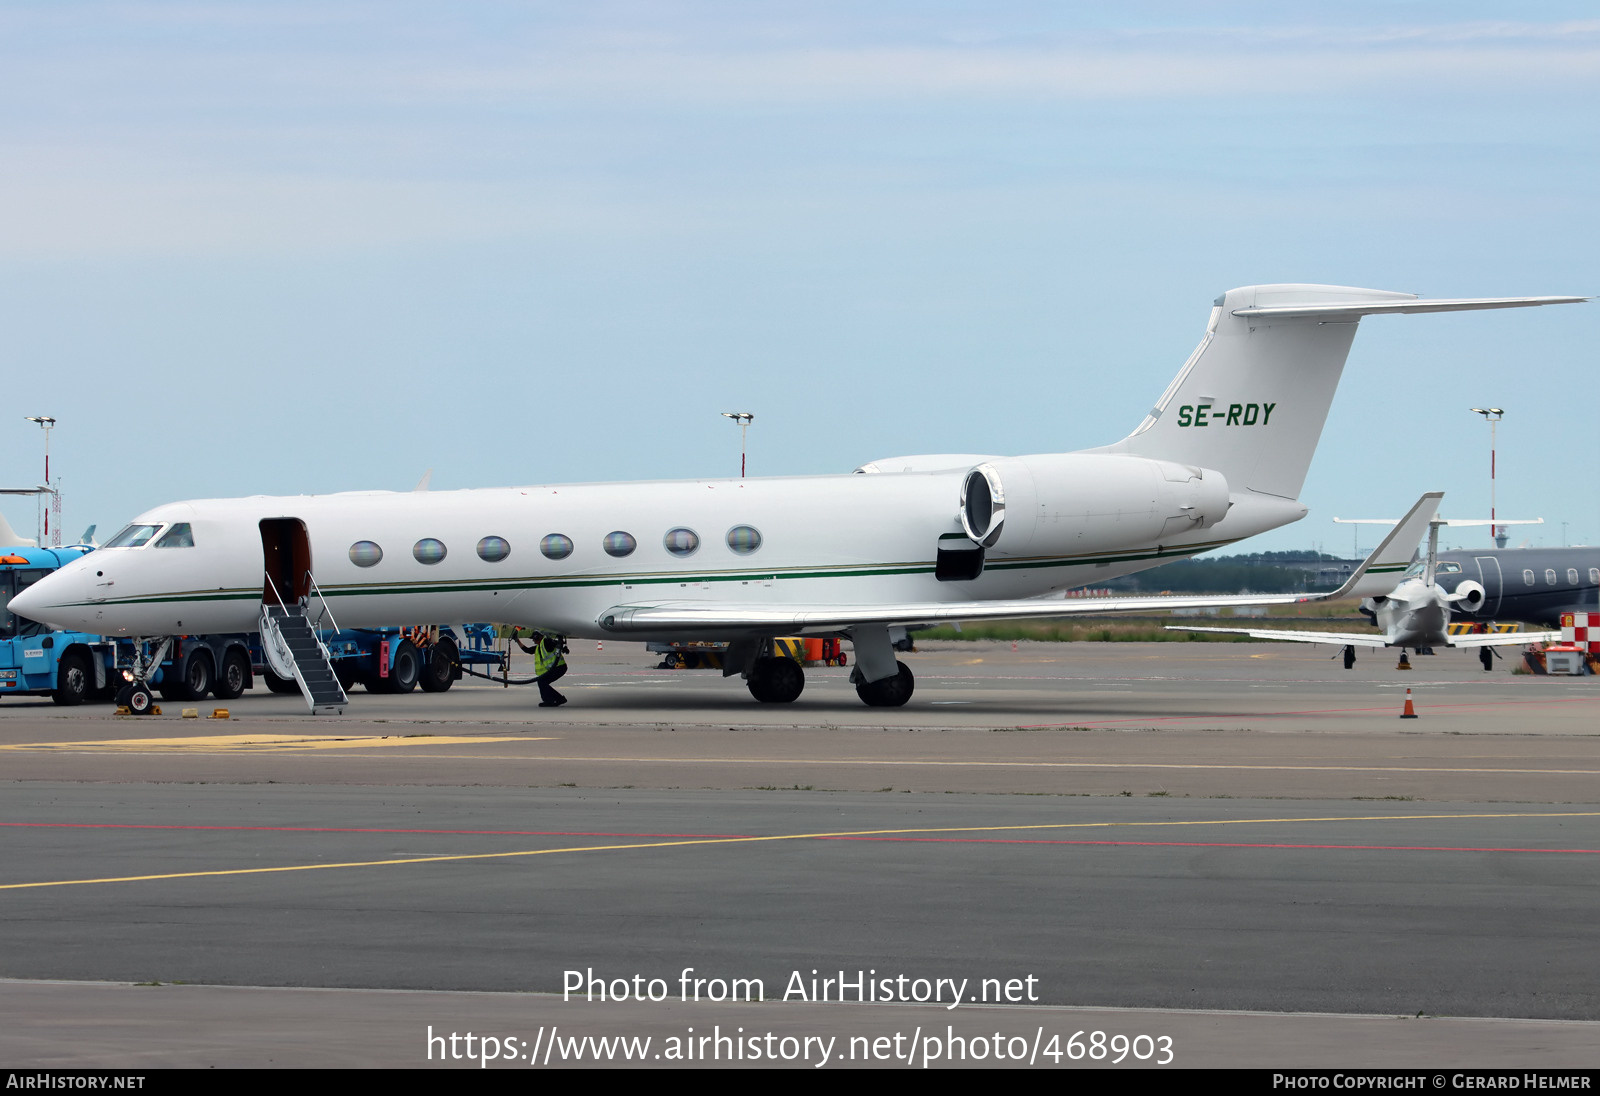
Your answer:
[0,1,1595,556]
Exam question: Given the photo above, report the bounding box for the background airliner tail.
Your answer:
[0,510,35,548]
[1091,285,1584,501]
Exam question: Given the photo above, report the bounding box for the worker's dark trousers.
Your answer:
[537,662,567,704]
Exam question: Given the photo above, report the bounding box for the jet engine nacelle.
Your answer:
[958,453,1230,557]
[1449,580,1487,614]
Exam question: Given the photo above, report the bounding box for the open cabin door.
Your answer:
[261,518,312,607]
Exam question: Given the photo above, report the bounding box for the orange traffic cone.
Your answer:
[596,640,604,652]
[1011,641,1018,652]
[1400,688,1418,719]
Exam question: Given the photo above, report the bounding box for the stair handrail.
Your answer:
[306,572,342,634]
[263,570,286,612]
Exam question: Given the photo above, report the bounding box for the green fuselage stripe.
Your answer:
[69,538,1231,611]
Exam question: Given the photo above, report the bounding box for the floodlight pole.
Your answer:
[1470,408,1505,548]
[24,416,55,545]
[721,412,754,478]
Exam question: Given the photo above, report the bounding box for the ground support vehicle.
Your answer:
[261,623,505,696]
[0,544,254,709]
[650,637,848,670]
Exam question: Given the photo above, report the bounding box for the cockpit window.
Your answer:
[154,523,194,548]
[1404,561,1426,579]
[1435,562,1461,574]
[104,523,163,548]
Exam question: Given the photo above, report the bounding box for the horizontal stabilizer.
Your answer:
[1233,295,1587,319]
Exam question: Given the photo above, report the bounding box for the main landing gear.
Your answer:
[736,627,917,707]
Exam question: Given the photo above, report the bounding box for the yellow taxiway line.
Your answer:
[4,811,1595,891]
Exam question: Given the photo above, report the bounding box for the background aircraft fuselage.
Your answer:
[1427,547,1599,626]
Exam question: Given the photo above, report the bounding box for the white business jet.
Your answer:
[1170,493,1560,663]
[10,284,1582,709]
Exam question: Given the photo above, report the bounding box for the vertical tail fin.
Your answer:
[0,509,35,548]
[1093,285,1584,501]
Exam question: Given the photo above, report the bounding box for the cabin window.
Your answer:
[1570,569,1581,585]
[664,527,699,557]
[414,538,447,565]
[153,523,194,548]
[540,534,574,561]
[1523,570,1535,586]
[104,523,162,549]
[477,536,511,563]
[1545,569,1557,585]
[1590,569,1599,585]
[349,541,383,567]
[726,525,762,555]
[603,531,637,558]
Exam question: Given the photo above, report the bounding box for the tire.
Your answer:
[262,666,300,694]
[214,648,250,700]
[747,655,804,704]
[378,639,420,694]
[419,636,458,693]
[855,660,915,708]
[52,650,91,706]
[168,649,213,702]
[126,684,155,714]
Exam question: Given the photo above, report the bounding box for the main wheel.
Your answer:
[419,636,458,693]
[214,648,251,700]
[855,660,915,707]
[52,650,90,706]
[747,655,805,704]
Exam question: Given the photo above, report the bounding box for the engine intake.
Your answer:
[959,464,1006,548]
[1450,580,1487,614]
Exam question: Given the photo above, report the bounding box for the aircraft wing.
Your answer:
[1445,630,1560,648]
[1163,626,1396,648]
[598,492,1446,637]
[602,590,1363,637]
[1163,626,1557,648]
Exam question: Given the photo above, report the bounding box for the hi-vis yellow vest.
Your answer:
[534,637,565,677]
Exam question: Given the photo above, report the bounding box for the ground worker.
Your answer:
[532,631,569,707]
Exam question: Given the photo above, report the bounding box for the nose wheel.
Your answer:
[115,682,157,715]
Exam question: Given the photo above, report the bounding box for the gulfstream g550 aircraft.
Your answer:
[10,284,1583,709]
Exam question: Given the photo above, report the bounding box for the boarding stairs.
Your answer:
[260,575,347,714]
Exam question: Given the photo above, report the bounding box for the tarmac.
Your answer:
[2,639,1597,1069]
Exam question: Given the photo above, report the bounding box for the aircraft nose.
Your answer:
[9,568,87,631]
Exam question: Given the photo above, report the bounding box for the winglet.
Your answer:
[1302,492,1443,603]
